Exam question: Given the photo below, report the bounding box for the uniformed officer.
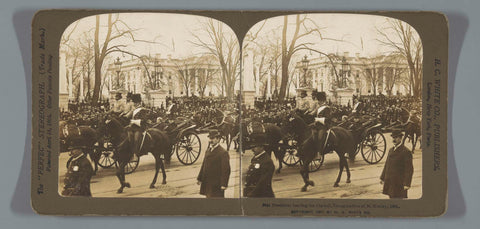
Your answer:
[243,133,275,198]
[61,147,94,197]
[128,94,150,156]
[312,91,331,125]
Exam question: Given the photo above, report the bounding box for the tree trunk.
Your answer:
[278,16,289,102]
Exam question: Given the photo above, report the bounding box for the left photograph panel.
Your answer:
[58,13,241,198]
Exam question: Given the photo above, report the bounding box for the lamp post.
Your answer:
[153,59,163,90]
[301,55,309,88]
[114,57,122,90]
[340,56,349,88]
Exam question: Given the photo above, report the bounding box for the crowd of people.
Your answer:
[61,91,419,199]
[243,94,421,128]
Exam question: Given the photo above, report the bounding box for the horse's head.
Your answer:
[284,113,307,135]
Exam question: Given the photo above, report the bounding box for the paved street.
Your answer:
[241,133,422,199]
[59,131,421,199]
[58,133,241,198]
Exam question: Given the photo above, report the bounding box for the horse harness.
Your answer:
[322,129,337,154]
[138,130,152,154]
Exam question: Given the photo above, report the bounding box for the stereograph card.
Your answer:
[31,10,448,216]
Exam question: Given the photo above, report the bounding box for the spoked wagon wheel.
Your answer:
[176,132,202,165]
[361,130,387,164]
[282,148,300,166]
[308,154,324,172]
[115,154,140,174]
[97,141,116,168]
[281,136,300,166]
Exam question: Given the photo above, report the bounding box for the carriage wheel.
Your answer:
[115,154,140,174]
[176,132,202,165]
[361,130,386,164]
[308,154,324,172]
[282,148,300,166]
[281,135,300,166]
[97,141,116,168]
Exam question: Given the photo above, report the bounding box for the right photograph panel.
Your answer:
[241,13,422,199]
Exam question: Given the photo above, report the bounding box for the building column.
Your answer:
[79,74,84,101]
[194,68,199,96]
[255,67,260,96]
[68,70,73,99]
[267,72,272,99]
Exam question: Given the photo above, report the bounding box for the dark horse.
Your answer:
[217,113,239,151]
[241,120,286,173]
[403,117,421,151]
[60,120,101,174]
[286,114,356,191]
[105,116,172,193]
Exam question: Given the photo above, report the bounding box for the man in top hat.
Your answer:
[311,91,331,126]
[380,130,414,199]
[61,147,94,197]
[128,94,151,156]
[243,133,275,198]
[197,130,231,198]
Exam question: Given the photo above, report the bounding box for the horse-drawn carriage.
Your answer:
[280,113,387,172]
[92,115,202,174]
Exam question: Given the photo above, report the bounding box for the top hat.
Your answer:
[391,129,404,138]
[207,130,221,139]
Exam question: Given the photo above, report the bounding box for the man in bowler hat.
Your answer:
[243,133,275,198]
[380,130,414,198]
[197,130,231,198]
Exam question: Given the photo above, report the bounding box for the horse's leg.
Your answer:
[150,154,161,188]
[343,156,351,184]
[275,148,284,174]
[92,149,100,174]
[300,159,314,192]
[160,155,167,185]
[226,134,231,151]
[115,161,130,193]
[334,154,345,187]
[412,133,418,152]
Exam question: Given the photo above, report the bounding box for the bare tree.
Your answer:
[279,15,325,101]
[172,57,197,97]
[377,18,423,97]
[383,54,408,96]
[196,55,219,97]
[92,14,161,104]
[359,56,383,96]
[190,19,240,99]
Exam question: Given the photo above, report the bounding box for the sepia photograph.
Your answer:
[57,13,241,198]
[31,9,447,216]
[241,14,422,199]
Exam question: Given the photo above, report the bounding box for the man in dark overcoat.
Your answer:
[61,147,94,197]
[243,133,275,198]
[197,130,231,198]
[380,130,414,198]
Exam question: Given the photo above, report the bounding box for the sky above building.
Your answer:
[62,13,420,61]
